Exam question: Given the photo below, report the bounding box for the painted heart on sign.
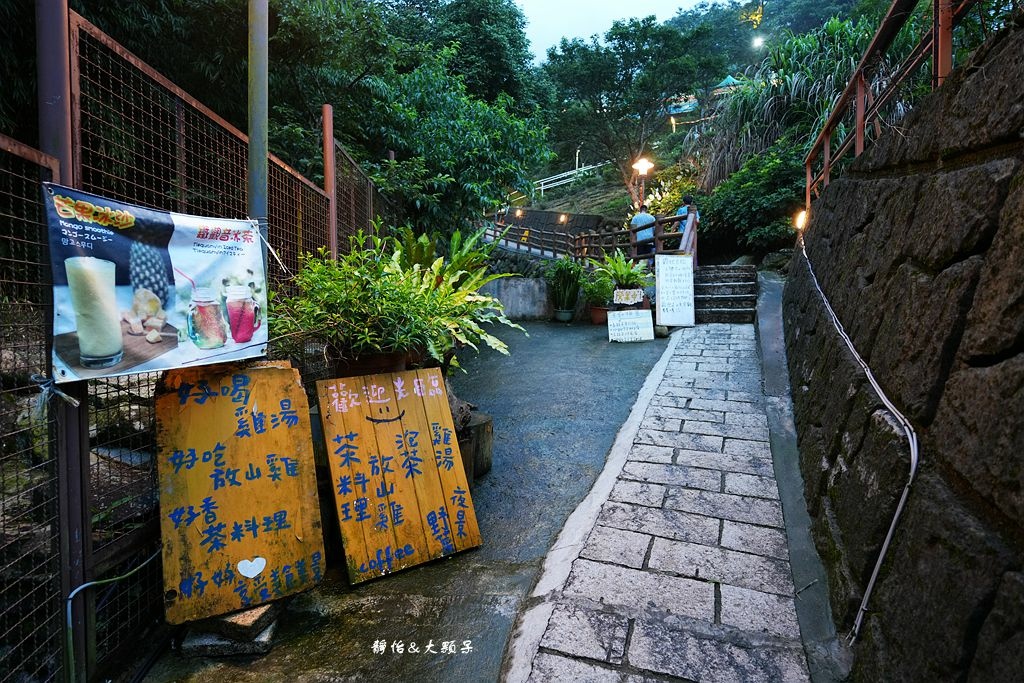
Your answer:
[237,557,267,579]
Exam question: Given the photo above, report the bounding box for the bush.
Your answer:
[701,138,804,254]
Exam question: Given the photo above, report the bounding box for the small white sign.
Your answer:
[613,288,645,305]
[608,309,655,342]
[655,254,695,327]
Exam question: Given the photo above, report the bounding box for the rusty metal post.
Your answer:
[805,160,813,211]
[855,71,866,156]
[322,104,337,258]
[823,136,831,187]
[934,0,953,87]
[37,2,92,680]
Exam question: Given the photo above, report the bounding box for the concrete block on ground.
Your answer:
[598,500,719,546]
[648,537,795,596]
[720,584,802,639]
[191,603,280,641]
[664,488,785,528]
[182,620,277,658]
[539,602,630,663]
[564,559,714,620]
[580,524,651,569]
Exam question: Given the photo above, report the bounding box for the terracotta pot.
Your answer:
[589,305,609,325]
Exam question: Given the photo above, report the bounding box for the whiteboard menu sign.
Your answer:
[608,309,655,342]
[655,254,695,327]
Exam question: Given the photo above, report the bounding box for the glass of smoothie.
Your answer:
[64,256,124,368]
[186,287,227,349]
[225,285,261,343]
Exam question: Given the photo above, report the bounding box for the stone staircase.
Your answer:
[694,265,757,323]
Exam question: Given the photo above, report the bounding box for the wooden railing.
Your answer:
[484,212,698,266]
[805,0,981,209]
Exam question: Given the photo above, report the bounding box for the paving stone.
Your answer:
[673,449,774,477]
[693,377,760,392]
[626,444,674,464]
[666,361,697,371]
[724,472,779,499]
[648,538,794,596]
[664,488,785,528]
[193,603,280,640]
[540,602,631,664]
[721,520,790,560]
[564,559,714,620]
[723,439,772,458]
[689,398,762,414]
[640,415,682,432]
[629,617,810,682]
[659,377,695,389]
[725,412,769,427]
[610,479,666,507]
[621,462,720,491]
[648,404,724,423]
[720,585,802,640]
[726,390,763,403]
[653,387,728,404]
[683,420,769,442]
[599,501,719,546]
[580,525,652,569]
[529,652,620,682]
[637,429,723,453]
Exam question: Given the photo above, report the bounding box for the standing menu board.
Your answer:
[655,254,695,327]
[156,362,324,624]
[608,309,655,342]
[316,368,481,583]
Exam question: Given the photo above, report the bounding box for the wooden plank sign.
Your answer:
[156,361,324,624]
[655,254,695,327]
[608,309,655,342]
[316,368,481,583]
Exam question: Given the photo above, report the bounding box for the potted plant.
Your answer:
[589,249,652,309]
[545,256,584,322]
[269,230,522,377]
[581,270,614,324]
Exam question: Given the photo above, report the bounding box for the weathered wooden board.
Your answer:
[316,368,482,583]
[608,309,655,342]
[156,361,324,624]
[655,254,695,327]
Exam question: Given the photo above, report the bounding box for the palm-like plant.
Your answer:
[589,250,651,289]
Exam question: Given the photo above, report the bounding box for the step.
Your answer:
[695,294,757,310]
[694,271,757,284]
[695,264,756,273]
[694,282,756,296]
[696,308,757,324]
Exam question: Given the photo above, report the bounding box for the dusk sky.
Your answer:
[516,0,704,62]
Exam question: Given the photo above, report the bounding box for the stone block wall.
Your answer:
[783,14,1023,681]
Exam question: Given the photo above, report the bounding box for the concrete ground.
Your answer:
[145,321,670,682]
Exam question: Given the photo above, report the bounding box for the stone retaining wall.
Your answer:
[782,14,1023,681]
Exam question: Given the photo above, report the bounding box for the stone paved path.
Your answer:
[506,324,811,682]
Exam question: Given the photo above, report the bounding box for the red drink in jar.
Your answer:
[225,285,261,343]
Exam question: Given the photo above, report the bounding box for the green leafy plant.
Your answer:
[544,256,584,310]
[269,230,522,366]
[589,249,651,289]
[581,270,614,306]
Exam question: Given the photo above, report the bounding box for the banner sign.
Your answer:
[316,369,482,584]
[608,309,655,342]
[156,362,324,624]
[43,183,267,383]
[655,254,696,327]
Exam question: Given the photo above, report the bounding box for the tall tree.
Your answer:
[544,17,722,207]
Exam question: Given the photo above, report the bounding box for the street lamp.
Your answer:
[632,157,654,207]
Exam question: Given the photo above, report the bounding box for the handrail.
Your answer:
[805,0,981,210]
[507,162,611,204]
[484,210,698,267]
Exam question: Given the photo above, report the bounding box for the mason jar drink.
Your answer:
[186,287,227,349]
[224,285,261,343]
[64,256,124,368]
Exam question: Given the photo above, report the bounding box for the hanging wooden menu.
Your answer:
[156,361,324,624]
[316,368,482,583]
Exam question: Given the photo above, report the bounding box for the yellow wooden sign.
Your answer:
[316,368,481,583]
[156,361,324,624]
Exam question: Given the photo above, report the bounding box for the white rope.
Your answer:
[798,234,920,644]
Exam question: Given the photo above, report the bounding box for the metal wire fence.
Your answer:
[0,139,63,683]
[0,10,390,682]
